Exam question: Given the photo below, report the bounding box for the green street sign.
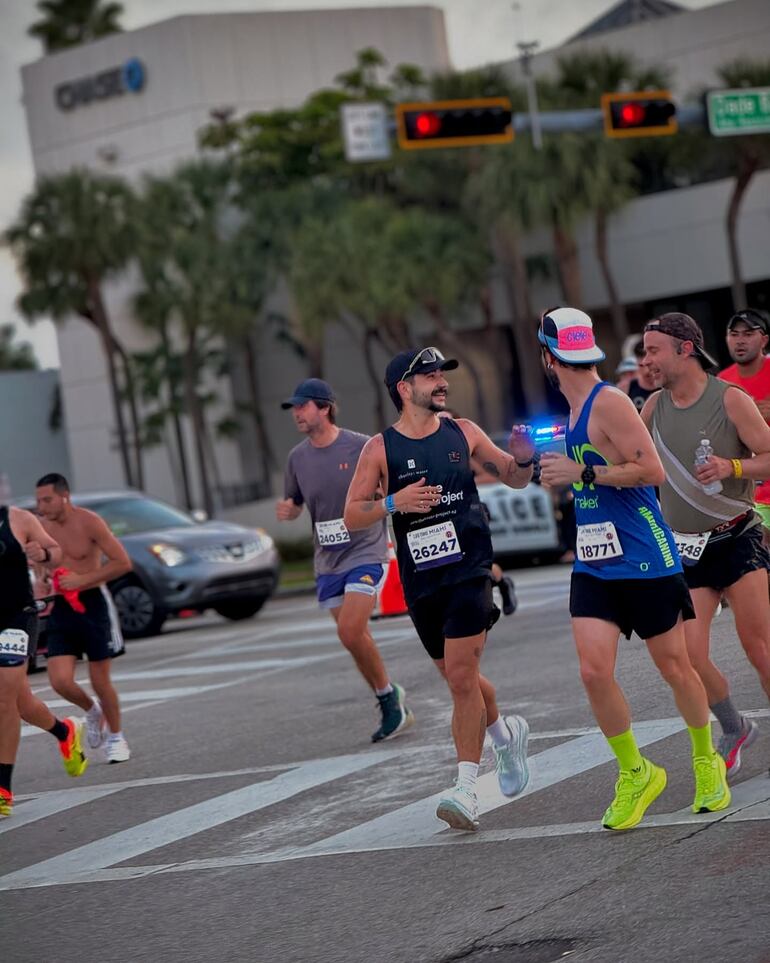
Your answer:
[707,87,770,137]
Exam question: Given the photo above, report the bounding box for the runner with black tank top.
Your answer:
[539,307,729,831]
[344,347,534,832]
[0,504,88,818]
[276,378,413,744]
[642,313,770,779]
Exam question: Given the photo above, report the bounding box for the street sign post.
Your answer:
[340,102,391,162]
[706,87,770,137]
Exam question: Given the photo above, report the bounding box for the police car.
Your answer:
[478,424,566,560]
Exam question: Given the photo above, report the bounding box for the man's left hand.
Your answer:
[695,456,734,485]
[539,453,582,488]
[508,425,535,465]
[58,571,88,591]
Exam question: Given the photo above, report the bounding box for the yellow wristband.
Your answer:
[731,458,743,478]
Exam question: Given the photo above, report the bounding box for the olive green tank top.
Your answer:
[651,376,755,533]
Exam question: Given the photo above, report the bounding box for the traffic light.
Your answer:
[601,91,677,138]
[395,98,513,150]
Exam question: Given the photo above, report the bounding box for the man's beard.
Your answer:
[414,388,447,411]
[544,365,560,391]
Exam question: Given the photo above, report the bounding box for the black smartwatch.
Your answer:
[516,457,535,469]
[581,464,596,486]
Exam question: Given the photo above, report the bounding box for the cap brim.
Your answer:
[281,396,305,409]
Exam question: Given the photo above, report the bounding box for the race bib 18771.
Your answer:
[576,521,623,564]
[406,520,462,571]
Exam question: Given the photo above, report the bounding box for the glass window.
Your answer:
[83,497,195,537]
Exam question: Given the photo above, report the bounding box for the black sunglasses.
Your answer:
[402,346,445,380]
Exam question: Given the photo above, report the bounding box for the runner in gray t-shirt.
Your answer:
[276,379,414,743]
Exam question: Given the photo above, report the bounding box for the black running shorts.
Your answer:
[682,518,770,592]
[570,572,695,640]
[0,607,38,668]
[408,576,500,661]
[46,588,115,662]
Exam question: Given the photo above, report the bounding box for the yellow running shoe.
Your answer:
[693,751,731,813]
[602,758,667,831]
[59,717,89,777]
[0,787,12,818]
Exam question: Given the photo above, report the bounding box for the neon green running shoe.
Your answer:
[602,758,667,831]
[692,751,731,814]
[59,717,89,778]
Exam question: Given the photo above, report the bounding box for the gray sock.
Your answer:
[710,697,743,735]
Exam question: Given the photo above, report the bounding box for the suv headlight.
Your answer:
[254,528,274,552]
[149,543,186,567]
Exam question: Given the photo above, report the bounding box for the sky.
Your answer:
[0,0,721,368]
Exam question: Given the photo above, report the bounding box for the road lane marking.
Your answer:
[0,749,399,891]
[0,786,125,835]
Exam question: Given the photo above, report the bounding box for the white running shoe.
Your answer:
[85,699,105,750]
[493,714,530,798]
[105,734,131,763]
[436,784,479,832]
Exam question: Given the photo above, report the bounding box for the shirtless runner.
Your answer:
[36,473,133,763]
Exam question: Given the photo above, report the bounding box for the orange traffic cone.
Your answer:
[373,541,408,618]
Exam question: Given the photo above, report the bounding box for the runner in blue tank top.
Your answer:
[344,347,534,832]
[537,307,730,830]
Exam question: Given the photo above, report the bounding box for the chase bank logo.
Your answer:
[55,58,146,112]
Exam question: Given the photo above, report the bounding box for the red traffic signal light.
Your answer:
[396,98,513,150]
[601,91,677,138]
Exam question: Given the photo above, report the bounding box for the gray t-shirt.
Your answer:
[284,429,389,575]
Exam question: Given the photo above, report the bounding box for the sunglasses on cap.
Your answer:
[401,346,446,380]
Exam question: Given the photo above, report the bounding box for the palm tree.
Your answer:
[4,169,141,486]
[29,0,123,52]
[716,60,770,310]
[0,325,37,370]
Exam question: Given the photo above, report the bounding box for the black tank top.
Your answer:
[383,418,492,603]
[0,506,34,614]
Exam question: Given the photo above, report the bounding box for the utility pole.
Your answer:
[517,40,542,150]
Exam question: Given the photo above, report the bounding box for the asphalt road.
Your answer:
[2,564,769,963]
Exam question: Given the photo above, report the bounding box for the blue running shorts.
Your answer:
[316,564,385,610]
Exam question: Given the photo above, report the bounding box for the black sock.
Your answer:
[0,762,13,793]
[48,719,69,742]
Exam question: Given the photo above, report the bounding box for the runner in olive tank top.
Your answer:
[642,313,770,779]
[344,347,534,832]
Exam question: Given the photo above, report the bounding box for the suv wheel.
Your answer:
[111,579,166,638]
[214,596,267,621]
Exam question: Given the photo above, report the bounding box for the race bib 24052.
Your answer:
[315,518,351,550]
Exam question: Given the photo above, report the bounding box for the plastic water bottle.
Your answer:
[694,439,723,495]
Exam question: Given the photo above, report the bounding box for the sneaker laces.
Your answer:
[694,754,717,794]
[611,766,646,808]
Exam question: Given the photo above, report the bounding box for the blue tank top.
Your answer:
[566,382,681,580]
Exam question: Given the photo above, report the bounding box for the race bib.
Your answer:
[0,628,29,658]
[673,531,709,565]
[407,520,462,570]
[315,518,351,550]
[576,521,623,563]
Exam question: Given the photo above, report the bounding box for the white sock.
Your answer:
[86,701,101,718]
[487,715,511,747]
[375,683,394,697]
[457,761,479,792]
[108,730,123,740]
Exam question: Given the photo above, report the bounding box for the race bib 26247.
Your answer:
[407,520,462,571]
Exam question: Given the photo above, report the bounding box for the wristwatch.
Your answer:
[581,465,596,486]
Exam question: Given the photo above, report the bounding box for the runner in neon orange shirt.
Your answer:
[718,309,770,530]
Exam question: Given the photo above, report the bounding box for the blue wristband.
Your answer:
[384,494,396,515]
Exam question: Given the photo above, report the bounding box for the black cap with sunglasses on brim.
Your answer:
[727,308,770,335]
[384,347,459,387]
[643,313,719,370]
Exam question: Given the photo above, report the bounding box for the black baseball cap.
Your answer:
[281,378,336,409]
[727,309,769,334]
[644,313,719,369]
[384,347,458,388]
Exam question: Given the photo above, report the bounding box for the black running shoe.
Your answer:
[498,576,518,616]
[371,683,415,743]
